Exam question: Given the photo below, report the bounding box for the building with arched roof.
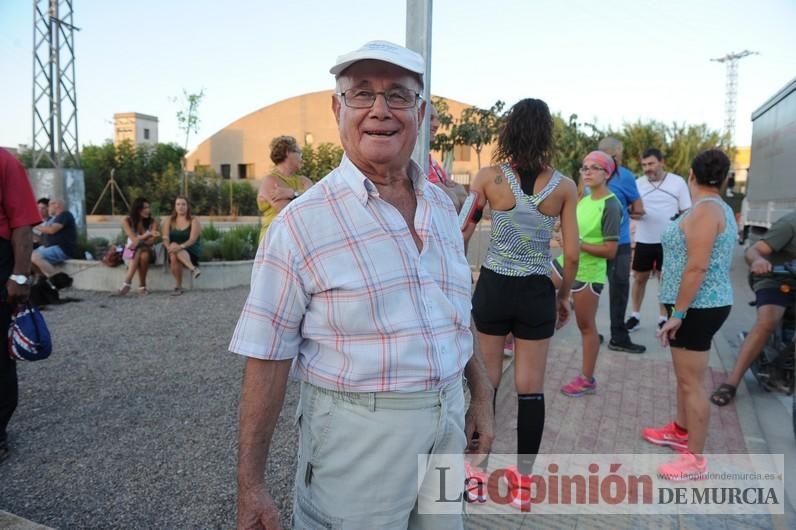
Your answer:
[185,90,495,184]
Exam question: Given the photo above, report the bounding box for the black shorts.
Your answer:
[632,242,663,272]
[472,267,556,340]
[551,259,604,296]
[664,305,731,351]
[755,287,795,308]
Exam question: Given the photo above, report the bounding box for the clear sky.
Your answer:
[1,0,793,153]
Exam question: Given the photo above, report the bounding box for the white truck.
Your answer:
[740,76,796,240]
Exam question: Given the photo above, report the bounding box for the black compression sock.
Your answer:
[517,393,545,475]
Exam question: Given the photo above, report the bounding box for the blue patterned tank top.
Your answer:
[483,164,562,277]
[659,197,736,308]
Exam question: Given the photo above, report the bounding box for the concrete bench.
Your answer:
[57,259,254,292]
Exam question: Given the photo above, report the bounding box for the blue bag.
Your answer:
[7,303,52,361]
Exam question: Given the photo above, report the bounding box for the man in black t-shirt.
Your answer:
[31,198,77,278]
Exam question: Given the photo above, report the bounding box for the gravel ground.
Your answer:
[0,287,298,529]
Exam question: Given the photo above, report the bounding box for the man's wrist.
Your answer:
[671,308,688,319]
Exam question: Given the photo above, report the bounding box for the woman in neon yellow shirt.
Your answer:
[553,151,622,396]
[256,136,313,243]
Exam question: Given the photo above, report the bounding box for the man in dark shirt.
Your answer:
[31,198,77,277]
[1,148,42,462]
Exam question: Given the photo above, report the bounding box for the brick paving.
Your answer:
[465,296,778,529]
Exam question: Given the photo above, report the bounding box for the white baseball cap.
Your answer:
[330,40,425,79]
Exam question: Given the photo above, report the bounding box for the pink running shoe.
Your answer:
[560,375,596,397]
[658,452,707,481]
[502,466,532,512]
[464,461,488,503]
[642,421,689,451]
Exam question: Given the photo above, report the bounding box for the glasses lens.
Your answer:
[580,165,604,173]
[344,89,375,108]
[343,88,417,109]
[385,88,416,109]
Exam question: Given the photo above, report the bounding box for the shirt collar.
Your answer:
[338,153,427,205]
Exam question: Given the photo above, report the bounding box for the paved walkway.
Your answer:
[465,275,790,529]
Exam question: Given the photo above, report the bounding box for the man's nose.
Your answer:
[369,93,392,116]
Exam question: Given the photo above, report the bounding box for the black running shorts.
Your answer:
[472,267,556,340]
[632,242,663,272]
[663,305,731,351]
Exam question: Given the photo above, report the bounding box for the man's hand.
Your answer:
[237,483,282,530]
[750,257,772,275]
[270,187,295,202]
[555,295,571,329]
[5,281,30,305]
[464,396,494,467]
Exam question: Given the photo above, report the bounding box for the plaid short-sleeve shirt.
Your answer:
[229,155,473,392]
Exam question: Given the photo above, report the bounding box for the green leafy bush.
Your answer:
[199,240,222,262]
[220,231,249,261]
[227,224,259,251]
[201,222,222,241]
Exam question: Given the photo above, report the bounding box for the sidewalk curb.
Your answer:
[0,511,53,530]
[711,332,770,454]
[712,333,790,530]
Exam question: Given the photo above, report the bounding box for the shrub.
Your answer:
[227,224,259,252]
[201,222,222,241]
[220,231,248,261]
[114,230,127,246]
[199,240,222,262]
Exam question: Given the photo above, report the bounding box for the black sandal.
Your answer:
[710,383,737,406]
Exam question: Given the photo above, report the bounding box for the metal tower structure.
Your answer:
[32,0,80,169]
[710,50,758,143]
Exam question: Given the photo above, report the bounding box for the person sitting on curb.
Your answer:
[117,197,159,296]
[162,196,201,296]
[31,198,77,281]
[710,208,796,406]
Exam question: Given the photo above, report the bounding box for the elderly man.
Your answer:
[31,198,77,277]
[232,41,494,529]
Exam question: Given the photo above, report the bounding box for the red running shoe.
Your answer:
[658,452,707,481]
[642,421,688,451]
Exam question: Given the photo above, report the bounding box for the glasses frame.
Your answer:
[337,88,422,110]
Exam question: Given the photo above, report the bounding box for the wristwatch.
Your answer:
[9,274,30,286]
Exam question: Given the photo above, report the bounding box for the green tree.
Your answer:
[551,113,603,183]
[175,89,205,195]
[454,100,505,169]
[300,142,344,181]
[429,96,456,156]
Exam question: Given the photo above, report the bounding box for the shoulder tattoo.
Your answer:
[494,172,503,184]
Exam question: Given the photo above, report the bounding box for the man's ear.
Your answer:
[332,94,341,125]
[417,99,427,128]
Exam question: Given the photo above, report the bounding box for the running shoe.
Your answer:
[641,421,688,451]
[464,461,488,503]
[560,375,596,397]
[657,452,707,481]
[502,466,532,511]
[625,316,640,332]
[608,339,647,354]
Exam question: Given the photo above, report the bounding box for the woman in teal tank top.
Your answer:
[161,196,201,296]
[552,151,622,398]
[642,150,735,480]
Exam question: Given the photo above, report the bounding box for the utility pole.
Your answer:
[406,0,432,172]
[31,0,87,235]
[711,50,759,143]
[32,0,80,169]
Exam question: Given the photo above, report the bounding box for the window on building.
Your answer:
[238,163,255,179]
[453,144,471,162]
[220,164,231,179]
[144,128,150,140]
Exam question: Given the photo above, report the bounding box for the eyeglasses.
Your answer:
[337,88,421,109]
[579,165,606,173]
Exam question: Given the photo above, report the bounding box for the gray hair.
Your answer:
[598,137,623,157]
